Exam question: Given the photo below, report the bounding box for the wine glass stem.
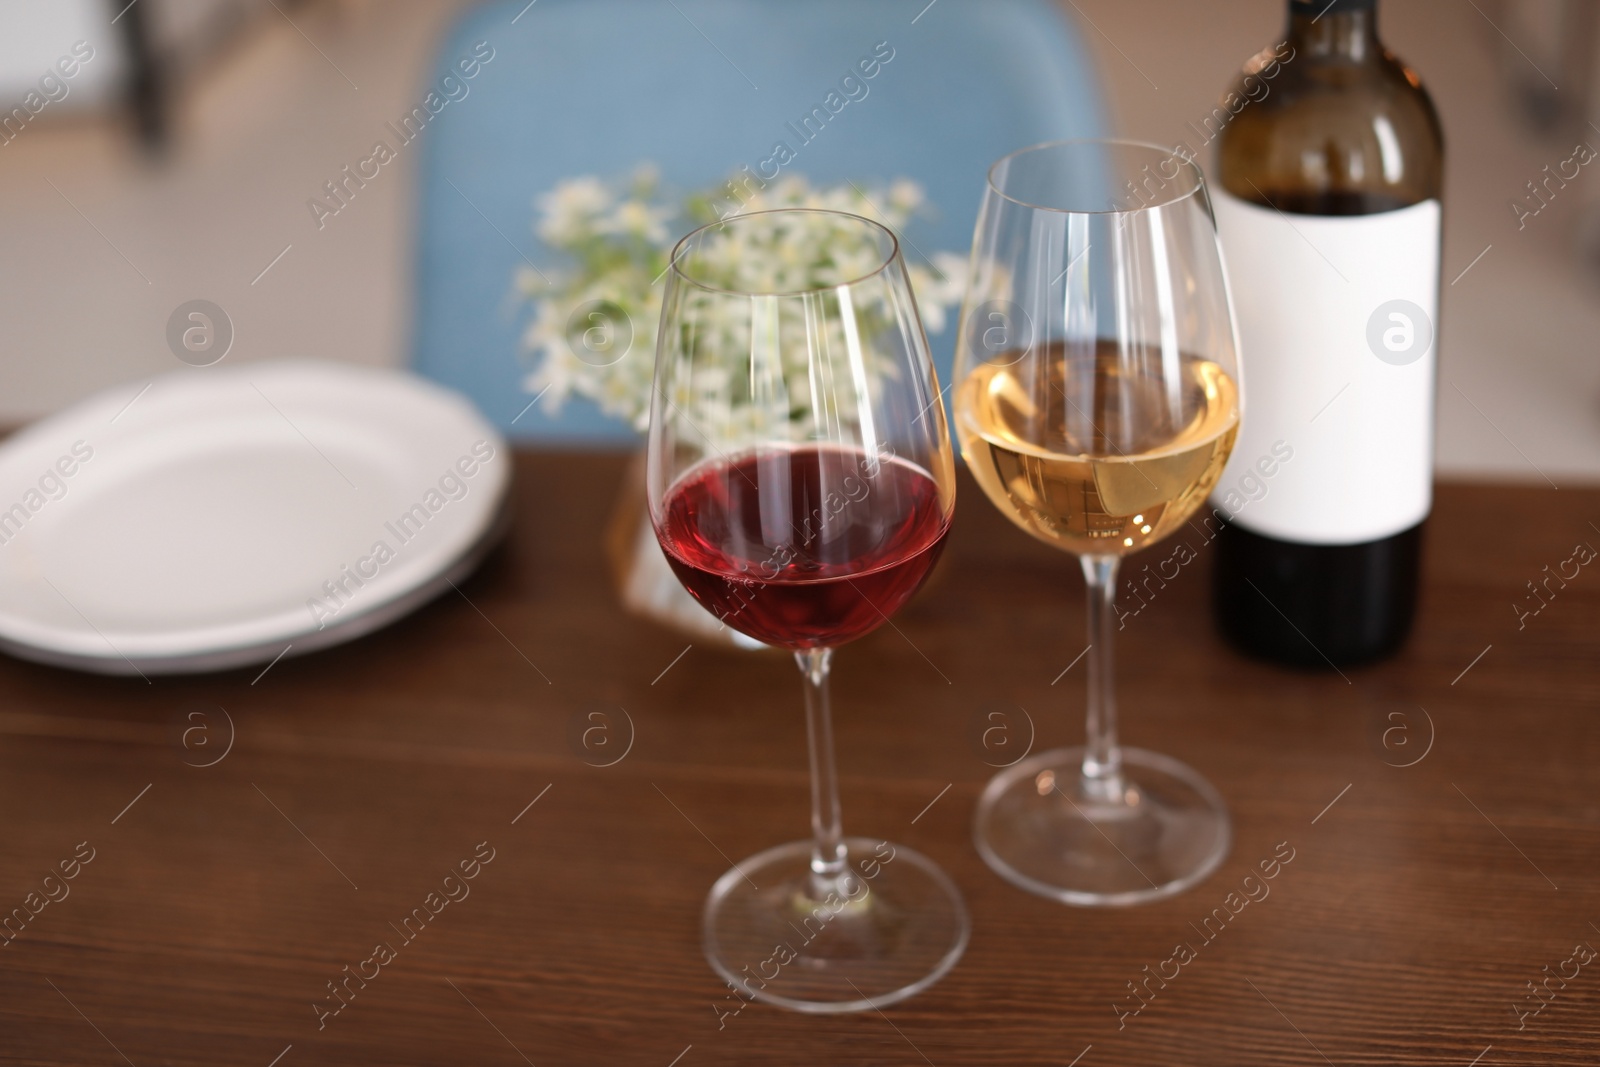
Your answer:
[798,647,848,896]
[1079,555,1125,802]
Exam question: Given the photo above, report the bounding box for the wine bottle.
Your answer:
[1209,0,1443,667]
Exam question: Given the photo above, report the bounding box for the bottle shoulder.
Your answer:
[1216,42,1443,212]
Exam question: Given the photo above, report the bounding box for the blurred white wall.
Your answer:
[0,0,124,106]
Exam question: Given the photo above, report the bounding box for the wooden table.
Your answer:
[1,452,1596,1066]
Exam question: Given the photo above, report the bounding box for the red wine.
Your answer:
[1209,0,1442,667]
[657,445,949,650]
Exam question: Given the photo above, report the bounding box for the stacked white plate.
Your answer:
[0,361,510,675]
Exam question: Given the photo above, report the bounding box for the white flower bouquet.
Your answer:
[516,166,967,435]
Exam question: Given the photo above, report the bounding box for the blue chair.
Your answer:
[411,0,1107,443]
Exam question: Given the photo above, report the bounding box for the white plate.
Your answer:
[0,360,510,675]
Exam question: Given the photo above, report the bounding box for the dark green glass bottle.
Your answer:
[1209,0,1445,667]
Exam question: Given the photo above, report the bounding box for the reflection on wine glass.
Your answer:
[954,140,1243,906]
[648,208,967,1011]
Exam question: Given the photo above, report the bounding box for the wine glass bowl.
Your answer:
[648,208,968,1010]
[955,141,1242,906]
[656,444,950,649]
[957,340,1238,557]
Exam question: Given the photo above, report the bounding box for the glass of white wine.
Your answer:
[955,140,1242,906]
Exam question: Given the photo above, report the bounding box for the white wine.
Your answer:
[954,141,1241,907]
[956,344,1239,557]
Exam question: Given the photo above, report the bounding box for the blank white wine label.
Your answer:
[1210,190,1439,544]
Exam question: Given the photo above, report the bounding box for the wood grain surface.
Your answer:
[0,451,1596,1066]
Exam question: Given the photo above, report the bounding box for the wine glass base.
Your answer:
[703,836,969,1014]
[974,747,1230,907]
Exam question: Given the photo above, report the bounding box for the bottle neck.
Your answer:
[1287,1,1379,62]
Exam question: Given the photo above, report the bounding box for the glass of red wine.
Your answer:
[648,208,967,1013]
